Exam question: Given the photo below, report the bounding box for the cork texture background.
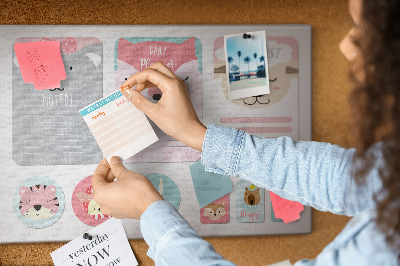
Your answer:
[0,0,353,265]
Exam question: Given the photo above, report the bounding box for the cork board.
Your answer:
[0,0,352,265]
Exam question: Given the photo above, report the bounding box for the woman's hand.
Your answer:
[120,61,206,151]
[92,157,164,219]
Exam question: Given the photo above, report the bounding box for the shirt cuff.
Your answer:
[140,200,192,260]
[201,124,245,176]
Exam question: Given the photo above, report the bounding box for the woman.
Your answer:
[92,0,400,264]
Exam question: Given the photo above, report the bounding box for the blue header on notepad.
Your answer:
[80,91,123,117]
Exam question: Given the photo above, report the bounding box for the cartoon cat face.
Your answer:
[19,185,59,220]
[203,202,226,220]
[75,186,104,216]
[87,199,102,216]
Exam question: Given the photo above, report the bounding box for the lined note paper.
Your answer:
[80,91,158,161]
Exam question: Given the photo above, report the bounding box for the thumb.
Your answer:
[109,156,129,178]
[92,158,110,189]
[122,88,154,115]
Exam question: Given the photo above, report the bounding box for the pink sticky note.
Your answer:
[270,191,304,223]
[14,41,67,90]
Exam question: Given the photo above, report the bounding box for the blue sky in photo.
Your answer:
[226,33,266,73]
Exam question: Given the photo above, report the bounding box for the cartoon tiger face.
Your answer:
[203,202,226,220]
[19,185,59,220]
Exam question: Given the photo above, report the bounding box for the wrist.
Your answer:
[139,196,164,218]
[188,123,207,151]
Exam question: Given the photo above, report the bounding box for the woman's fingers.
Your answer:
[120,68,174,94]
[147,61,178,79]
[135,81,156,92]
[92,158,110,192]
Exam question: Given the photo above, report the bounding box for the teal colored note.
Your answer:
[271,203,284,222]
[189,160,233,208]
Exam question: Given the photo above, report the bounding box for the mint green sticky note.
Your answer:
[189,160,233,208]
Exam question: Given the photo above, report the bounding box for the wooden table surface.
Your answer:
[0,0,352,265]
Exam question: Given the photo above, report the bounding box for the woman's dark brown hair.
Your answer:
[349,0,400,258]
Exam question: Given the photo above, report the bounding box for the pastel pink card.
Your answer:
[269,191,304,223]
[14,41,67,90]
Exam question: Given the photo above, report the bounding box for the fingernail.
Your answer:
[124,89,133,100]
[110,156,122,165]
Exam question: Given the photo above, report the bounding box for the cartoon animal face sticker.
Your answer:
[203,202,227,221]
[200,193,230,224]
[19,185,59,220]
[72,175,110,226]
[244,187,260,206]
[214,37,298,107]
[13,176,65,228]
[236,181,265,223]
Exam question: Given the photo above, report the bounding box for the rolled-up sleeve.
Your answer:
[201,124,383,216]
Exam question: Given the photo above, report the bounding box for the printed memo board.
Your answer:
[0,25,312,243]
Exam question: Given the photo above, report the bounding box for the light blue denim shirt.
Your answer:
[140,124,399,265]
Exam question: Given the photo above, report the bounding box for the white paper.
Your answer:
[79,90,158,162]
[224,30,270,100]
[51,218,138,266]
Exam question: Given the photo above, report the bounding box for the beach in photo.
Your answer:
[225,31,269,99]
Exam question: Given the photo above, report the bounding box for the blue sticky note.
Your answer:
[189,160,233,208]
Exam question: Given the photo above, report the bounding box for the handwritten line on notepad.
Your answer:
[80,91,158,161]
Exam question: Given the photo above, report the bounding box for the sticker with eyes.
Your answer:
[235,180,265,223]
[71,175,111,226]
[200,194,229,224]
[13,176,65,229]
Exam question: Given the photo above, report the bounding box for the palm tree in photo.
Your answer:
[260,55,265,71]
[253,53,258,75]
[259,55,266,78]
[228,56,233,73]
[244,56,251,78]
[237,51,242,78]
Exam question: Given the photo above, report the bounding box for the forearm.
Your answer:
[140,200,235,265]
[201,124,381,216]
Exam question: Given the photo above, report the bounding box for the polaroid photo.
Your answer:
[224,30,270,100]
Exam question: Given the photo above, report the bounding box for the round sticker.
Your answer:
[145,173,180,210]
[13,176,65,229]
[72,175,110,226]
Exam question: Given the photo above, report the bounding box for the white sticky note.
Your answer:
[79,90,158,162]
[51,218,138,266]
